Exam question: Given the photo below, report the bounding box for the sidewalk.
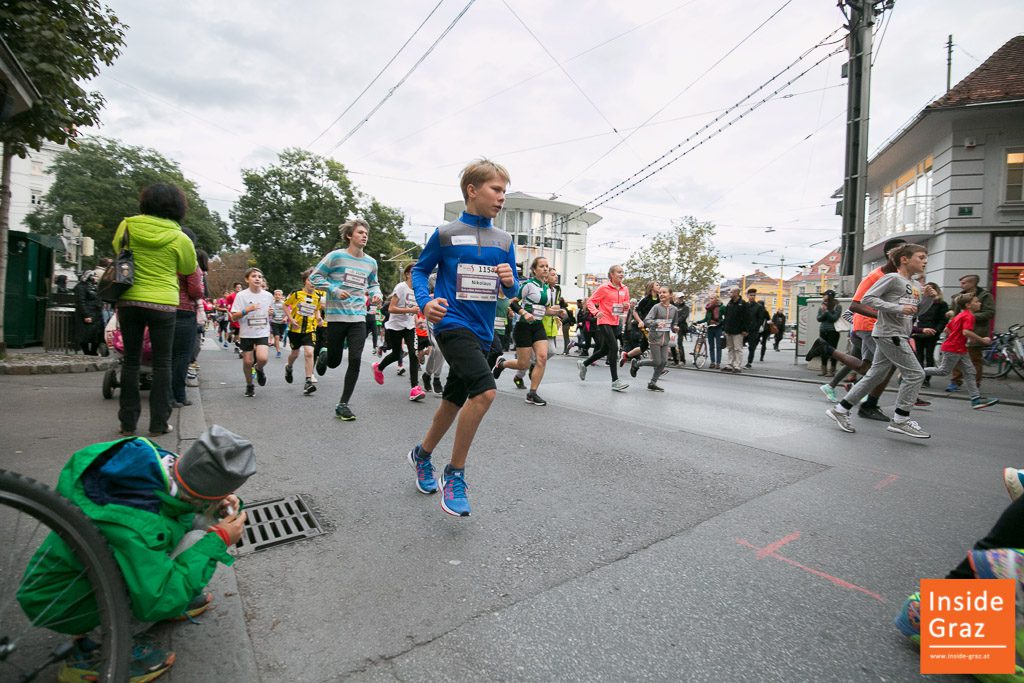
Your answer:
[0,362,259,682]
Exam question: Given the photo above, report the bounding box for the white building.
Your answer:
[443,191,601,301]
[857,35,1024,332]
[8,140,65,233]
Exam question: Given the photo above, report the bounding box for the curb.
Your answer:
[0,358,116,375]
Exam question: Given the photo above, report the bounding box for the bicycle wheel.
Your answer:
[692,339,707,369]
[0,469,131,682]
[982,349,1011,379]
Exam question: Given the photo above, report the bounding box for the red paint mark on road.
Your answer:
[736,534,884,603]
[874,474,899,490]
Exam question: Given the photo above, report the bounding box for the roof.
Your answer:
[928,35,1024,109]
[788,248,842,282]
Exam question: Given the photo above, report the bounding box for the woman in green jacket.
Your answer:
[113,183,197,437]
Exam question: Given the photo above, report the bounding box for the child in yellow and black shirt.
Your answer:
[283,268,325,395]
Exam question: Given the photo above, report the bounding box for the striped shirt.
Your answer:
[309,249,382,323]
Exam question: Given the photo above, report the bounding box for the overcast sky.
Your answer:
[84,0,1021,278]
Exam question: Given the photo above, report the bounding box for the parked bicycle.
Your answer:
[982,323,1024,380]
[690,324,708,369]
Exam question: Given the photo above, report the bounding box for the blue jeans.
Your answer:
[171,310,196,403]
[706,326,723,364]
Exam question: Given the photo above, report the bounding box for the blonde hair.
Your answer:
[339,218,369,244]
[460,158,510,201]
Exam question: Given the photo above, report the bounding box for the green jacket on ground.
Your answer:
[17,438,233,634]
[112,215,197,307]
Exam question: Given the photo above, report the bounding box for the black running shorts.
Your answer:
[288,331,313,349]
[239,337,269,352]
[512,320,547,347]
[435,328,495,407]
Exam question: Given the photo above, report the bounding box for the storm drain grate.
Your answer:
[232,495,324,556]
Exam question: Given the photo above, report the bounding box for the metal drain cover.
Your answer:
[233,495,323,556]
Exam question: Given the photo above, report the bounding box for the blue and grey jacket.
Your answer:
[412,212,518,347]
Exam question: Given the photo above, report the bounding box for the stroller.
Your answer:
[101,311,154,399]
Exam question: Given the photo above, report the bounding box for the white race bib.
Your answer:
[451,235,476,246]
[655,319,672,332]
[247,316,267,328]
[455,263,499,301]
[340,270,367,289]
[298,302,315,317]
[612,304,624,316]
[495,316,506,331]
[367,306,378,315]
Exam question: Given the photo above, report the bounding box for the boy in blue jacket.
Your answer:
[406,159,518,517]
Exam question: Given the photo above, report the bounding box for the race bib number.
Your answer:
[655,319,673,332]
[612,304,624,316]
[455,263,499,301]
[298,302,315,317]
[898,295,918,317]
[247,316,267,328]
[528,303,546,317]
[495,316,506,331]
[341,271,367,289]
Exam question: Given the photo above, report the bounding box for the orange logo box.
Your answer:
[920,578,1016,674]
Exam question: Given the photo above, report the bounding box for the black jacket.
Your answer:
[722,297,749,334]
[746,301,769,334]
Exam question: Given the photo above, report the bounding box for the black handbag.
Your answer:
[97,228,135,303]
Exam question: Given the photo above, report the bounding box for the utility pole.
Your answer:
[946,34,953,91]
[838,1,892,291]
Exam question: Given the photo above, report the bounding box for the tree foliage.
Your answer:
[207,249,254,297]
[231,148,418,294]
[623,216,720,300]
[27,137,230,260]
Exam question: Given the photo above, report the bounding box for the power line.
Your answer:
[324,0,478,154]
[871,4,894,66]
[306,0,446,149]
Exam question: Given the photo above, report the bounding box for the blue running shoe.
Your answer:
[944,382,960,392]
[969,548,1024,580]
[894,592,921,646]
[439,466,470,517]
[407,446,437,494]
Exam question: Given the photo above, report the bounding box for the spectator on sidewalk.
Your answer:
[772,310,786,350]
[816,290,842,377]
[912,282,948,387]
[744,288,769,368]
[721,287,749,373]
[699,294,724,368]
[946,274,995,393]
[73,272,104,355]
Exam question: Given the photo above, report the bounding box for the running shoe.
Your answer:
[303,379,317,395]
[744,363,752,369]
[512,375,525,389]
[256,367,267,387]
[913,398,931,407]
[577,360,588,380]
[170,592,214,621]
[887,419,930,439]
[526,391,546,406]
[629,358,639,378]
[972,396,999,410]
[969,548,1024,580]
[619,352,629,367]
[410,386,427,401]
[335,403,355,421]
[315,347,328,376]
[422,372,431,391]
[492,356,505,379]
[439,466,470,517]
[397,367,406,376]
[284,364,294,384]
[407,446,437,494]
[647,382,664,392]
[819,384,837,403]
[826,407,855,433]
[804,337,830,362]
[611,379,629,392]
[857,406,888,422]
[944,382,960,392]
[244,384,255,398]
[894,592,921,645]
[1003,468,1024,502]
[432,377,443,396]
[310,375,318,384]
[276,350,281,358]
[222,341,229,349]
[372,361,384,385]
[60,634,175,683]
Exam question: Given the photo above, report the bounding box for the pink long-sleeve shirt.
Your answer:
[587,282,630,326]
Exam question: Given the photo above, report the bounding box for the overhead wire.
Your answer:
[306,0,447,149]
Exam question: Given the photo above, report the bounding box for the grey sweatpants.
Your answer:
[925,351,979,399]
[636,343,669,384]
[843,336,924,413]
[423,324,445,377]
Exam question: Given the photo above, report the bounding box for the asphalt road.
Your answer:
[192,336,1019,682]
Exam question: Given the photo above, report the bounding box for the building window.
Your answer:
[30,189,43,206]
[867,155,934,244]
[31,161,43,175]
[1007,150,1024,202]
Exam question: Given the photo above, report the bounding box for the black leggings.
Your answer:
[820,330,840,372]
[584,324,619,381]
[327,321,367,404]
[948,495,1024,579]
[379,328,418,388]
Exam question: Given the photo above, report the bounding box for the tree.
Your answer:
[27,137,231,259]
[0,0,127,356]
[231,148,419,294]
[623,216,720,301]
[207,249,254,297]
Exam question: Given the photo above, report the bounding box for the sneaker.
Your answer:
[335,403,355,421]
[60,635,176,683]
[432,377,443,396]
[819,384,837,403]
[315,347,328,376]
[525,391,546,406]
[744,363,752,369]
[619,352,628,367]
[492,356,505,380]
[913,398,931,407]
[1003,468,1024,502]
[310,375,318,384]
[972,396,999,410]
[284,364,294,384]
[170,592,214,621]
[512,375,525,389]
[893,592,921,645]
[372,361,384,385]
[857,406,888,422]
[944,382,960,392]
[647,382,664,392]
[244,384,255,398]
[397,367,406,376]
[303,379,317,395]
[422,372,431,391]
[439,466,470,517]
[255,367,267,387]
[410,386,426,401]
[276,350,282,358]
[611,379,628,392]
[804,337,828,362]
[720,366,732,373]
[577,360,588,380]
[887,418,930,439]
[826,407,855,433]
[969,548,1024,580]
[629,358,639,378]
[223,341,229,348]
[407,446,437,494]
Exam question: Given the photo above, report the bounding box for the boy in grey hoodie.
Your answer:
[826,244,933,439]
